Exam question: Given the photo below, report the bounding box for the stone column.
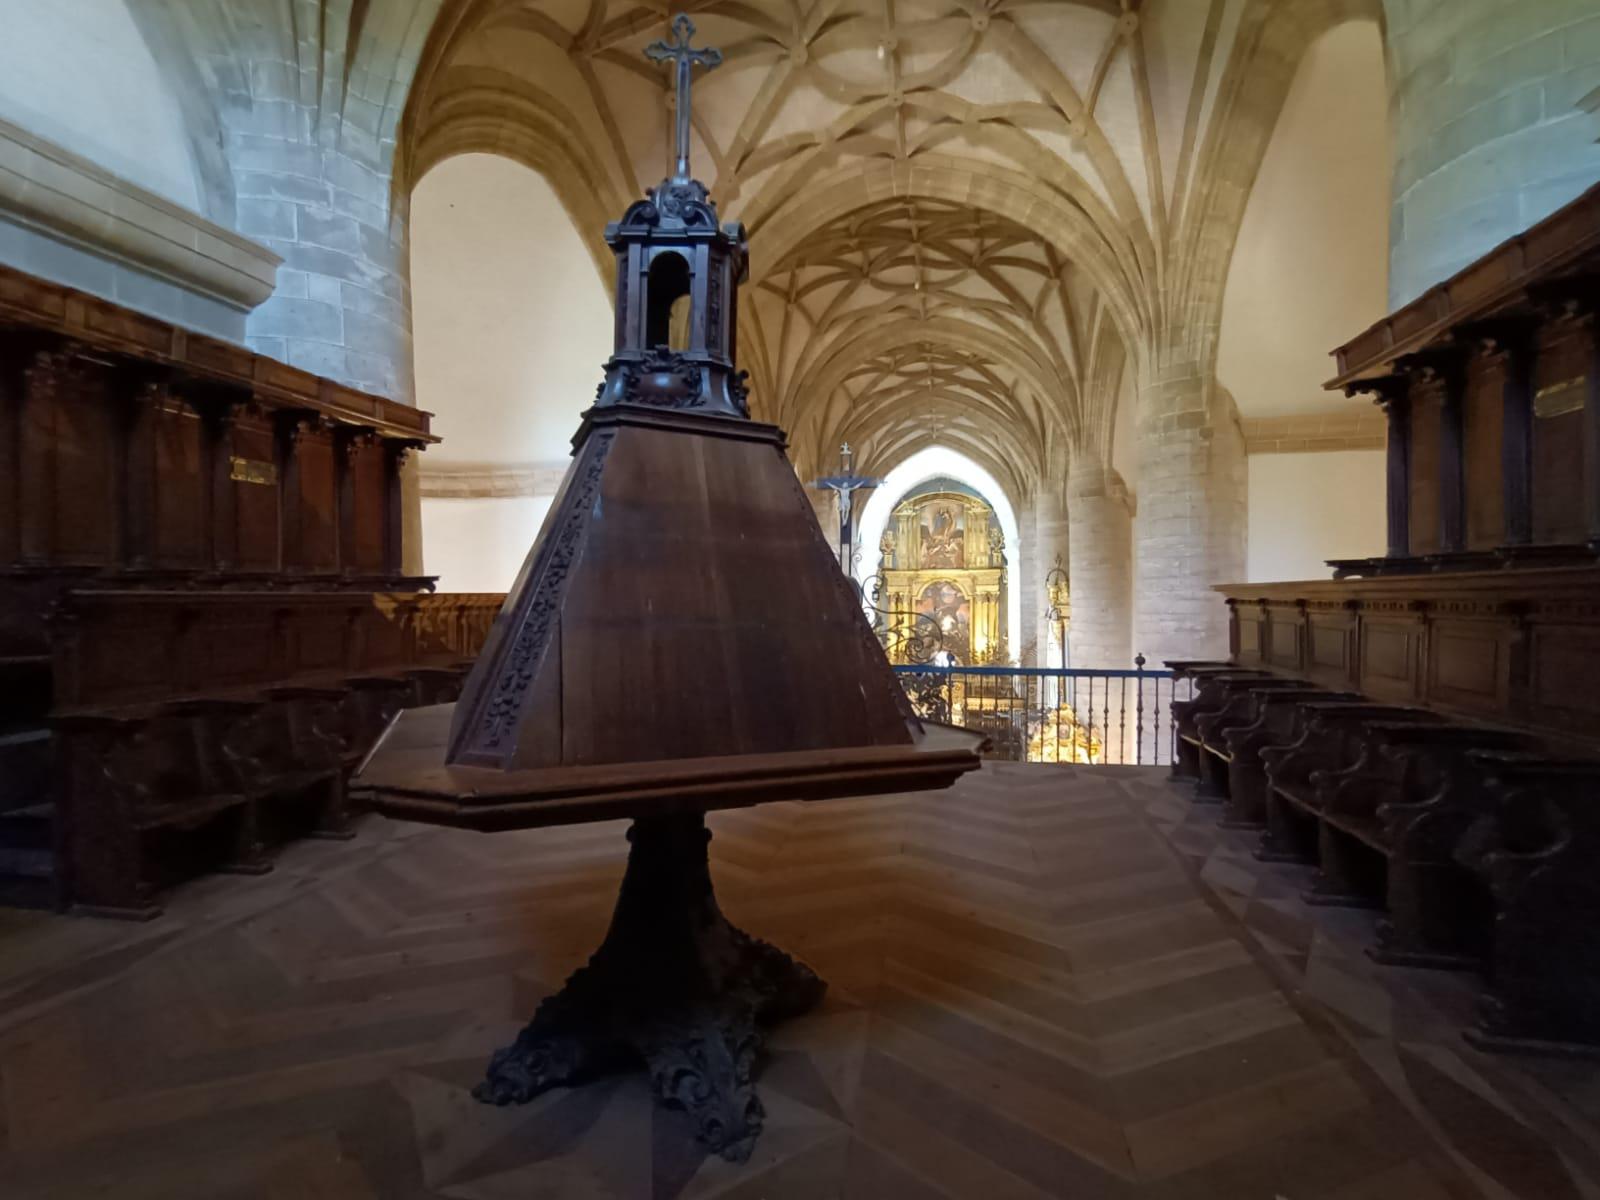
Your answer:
[1067,459,1134,670]
[1134,357,1246,666]
[1014,500,1039,666]
[128,1,443,403]
[1385,0,1600,308]
[1032,483,1069,670]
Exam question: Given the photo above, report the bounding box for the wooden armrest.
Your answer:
[263,684,349,700]
[161,697,263,718]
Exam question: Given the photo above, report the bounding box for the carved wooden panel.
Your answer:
[48,362,120,566]
[1527,623,1600,740]
[360,599,410,667]
[1426,617,1509,715]
[1265,604,1303,670]
[1409,390,1440,555]
[230,410,281,572]
[0,347,19,566]
[152,396,208,569]
[283,605,354,676]
[346,440,387,573]
[51,591,498,710]
[293,424,339,574]
[1306,610,1355,686]
[1531,323,1588,545]
[1463,359,1505,550]
[1234,605,1265,666]
[1358,615,1423,703]
[184,609,279,692]
[64,609,176,705]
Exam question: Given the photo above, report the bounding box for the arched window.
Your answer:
[645,252,691,349]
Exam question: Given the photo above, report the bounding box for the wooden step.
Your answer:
[0,801,53,851]
[0,726,50,814]
[0,846,56,910]
[0,655,51,727]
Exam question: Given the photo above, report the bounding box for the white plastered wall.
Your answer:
[411,154,614,593]
[0,0,198,209]
[1247,451,1386,582]
[1219,19,1391,588]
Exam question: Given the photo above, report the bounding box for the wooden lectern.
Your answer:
[353,15,980,1161]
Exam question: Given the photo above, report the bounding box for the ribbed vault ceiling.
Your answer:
[403,0,1375,496]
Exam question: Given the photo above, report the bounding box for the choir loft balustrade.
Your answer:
[892,659,1192,767]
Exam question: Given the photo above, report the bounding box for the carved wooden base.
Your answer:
[474,814,826,1163]
[69,901,163,922]
[1367,943,1479,971]
[1463,1029,1600,1060]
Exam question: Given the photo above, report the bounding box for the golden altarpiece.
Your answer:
[877,482,1008,664]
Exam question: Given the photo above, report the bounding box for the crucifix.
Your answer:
[811,442,882,576]
[646,14,723,182]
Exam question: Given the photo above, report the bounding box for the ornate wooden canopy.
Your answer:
[352,16,979,1164]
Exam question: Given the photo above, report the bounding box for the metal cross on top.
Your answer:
[645,14,723,182]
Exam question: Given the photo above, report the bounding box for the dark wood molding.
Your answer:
[1329,183,1600,390]
[0,263,435,441]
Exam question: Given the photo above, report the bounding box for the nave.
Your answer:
[2,763,1592,1199]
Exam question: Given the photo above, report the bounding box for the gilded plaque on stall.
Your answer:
[229,455,278,485]
[1534,376,1586,420]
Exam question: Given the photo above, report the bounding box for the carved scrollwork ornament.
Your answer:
[727,368,751,416]
[598,348,705,410]
[477,430,616,750]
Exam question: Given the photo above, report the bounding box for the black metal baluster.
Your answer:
[1034,671,1041,763]
[1070,674,1079,761]
[1158,672,1171,764]
[1028,671,1037,764]
[1054,669,1061,763]
[1134,653,1146,765]
[1119,678,1127,764]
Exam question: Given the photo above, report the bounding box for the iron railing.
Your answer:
[893,658,1194,766]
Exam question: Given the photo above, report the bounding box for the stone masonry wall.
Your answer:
[1067,461,1133,671]
[224,53,419,400]
[130,0,442,403]
[1386,0,1600,306]
[1133,354,1247,666]
[1032,484,1069,669]
[1015,502,1039,667]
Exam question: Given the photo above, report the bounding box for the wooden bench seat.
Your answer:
[1217,688,1361,829]
[1258,702,1448,871]
[57,701,264,919]
[1456,752,1600,1055]
[51,657,474,917]
[1169,667,1281,782]
[1346,722,1545,970]
[1190,677,1313,801]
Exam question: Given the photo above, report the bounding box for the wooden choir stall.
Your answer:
[1175,182,1600,1057]
[0,261,503,916]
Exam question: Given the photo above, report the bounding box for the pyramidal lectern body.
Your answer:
[352,15,980,1163]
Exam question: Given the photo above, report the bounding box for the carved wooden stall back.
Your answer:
[0,260,519,918]
[1195,184,1600,1058]
[0,262,437,654]
[1327,181,1600,579]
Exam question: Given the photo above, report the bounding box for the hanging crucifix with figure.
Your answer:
[811,442,883,575]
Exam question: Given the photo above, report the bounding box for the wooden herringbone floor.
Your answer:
[0,763,1592,1198]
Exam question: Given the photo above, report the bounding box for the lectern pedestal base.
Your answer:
[474,814,825,1162]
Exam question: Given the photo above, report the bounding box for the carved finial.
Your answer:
[645,15,723,182]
